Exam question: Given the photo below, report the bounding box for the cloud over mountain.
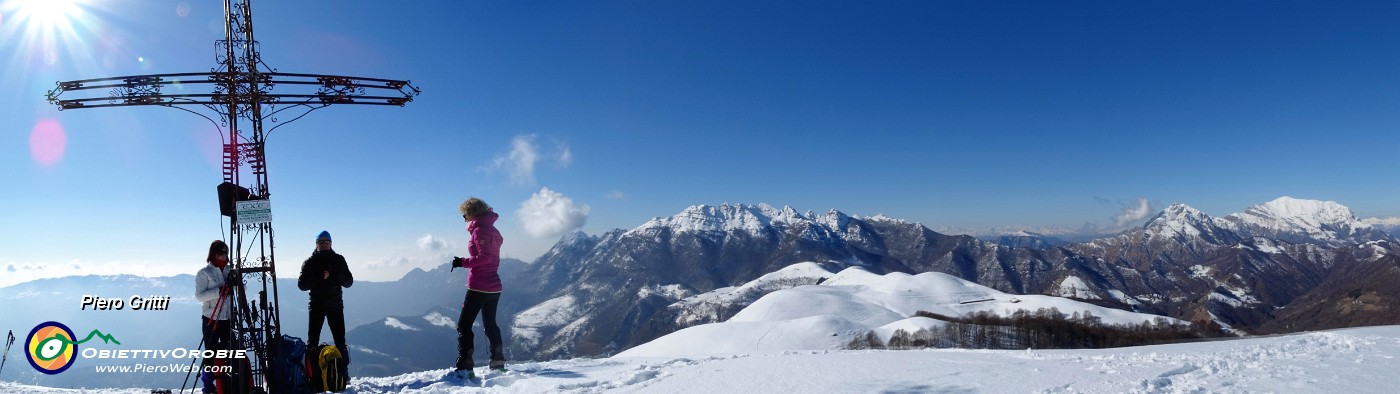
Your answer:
[518,188,590,238]
[1114,197,1156,227]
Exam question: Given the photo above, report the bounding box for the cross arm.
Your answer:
[47,71,421,110]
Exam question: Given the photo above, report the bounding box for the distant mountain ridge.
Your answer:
[510,197,1399,359]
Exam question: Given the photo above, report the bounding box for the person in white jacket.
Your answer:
[195,240,232,393]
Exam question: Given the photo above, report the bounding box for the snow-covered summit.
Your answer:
[1133,198,1394,246]
[1222,196,1391,245]
[627,203,852,237]
[630,203,796,235]
[859,213,910,225]
[1146,204,1215,228]
[1141,203,1239,244]
[1244,196,1359,223]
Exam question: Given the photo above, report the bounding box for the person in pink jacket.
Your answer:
[451,197,505,379]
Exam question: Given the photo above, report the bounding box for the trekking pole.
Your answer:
[180,286,230,394]
[0,330,15,380]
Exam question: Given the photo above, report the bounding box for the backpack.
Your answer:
[213,356,253,394]
[306,344,348,392]
[272,335,310,394]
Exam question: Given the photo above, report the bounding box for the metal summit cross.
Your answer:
[45,1,419,392]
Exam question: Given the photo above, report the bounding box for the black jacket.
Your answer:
[297,249,353,306]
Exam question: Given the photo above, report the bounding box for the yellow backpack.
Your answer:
[309,344,347,392]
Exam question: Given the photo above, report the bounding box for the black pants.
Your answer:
[308,302,347,352]
[202,316,231,352]
[457,290,503,368]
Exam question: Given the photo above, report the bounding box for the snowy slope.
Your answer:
[619,267,1179,357]
[9,326,1399,393]
[664,262,835,326]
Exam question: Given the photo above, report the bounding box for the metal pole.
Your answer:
[2,330,16,380]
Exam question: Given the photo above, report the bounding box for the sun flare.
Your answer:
[10,0,81,29]
[0,0,108,78]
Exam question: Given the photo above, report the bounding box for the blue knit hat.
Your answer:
[317,230,331,241]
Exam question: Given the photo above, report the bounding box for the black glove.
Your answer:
[450,256,462,271]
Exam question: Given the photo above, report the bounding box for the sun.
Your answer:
[0,0,104,76]
[7,0,82,30]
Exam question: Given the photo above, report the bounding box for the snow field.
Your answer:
[625,265,1180,358]
[6,326,1399,393]
[360,326,1400,393]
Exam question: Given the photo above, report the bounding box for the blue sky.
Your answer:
[2,0,1398,286]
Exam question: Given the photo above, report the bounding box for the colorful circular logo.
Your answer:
[26,321,78,375]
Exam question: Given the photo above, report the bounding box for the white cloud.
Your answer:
[11,263,48,271]
[416,234,449,252]
[367,256,410,269]
[486,134,572,186]
[359,235,458,275]
[605,191,626,200]
[557,145,573,167]
[1114,197,1155,227]
[518,187,590,238]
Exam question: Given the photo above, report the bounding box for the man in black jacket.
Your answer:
[298,230,354,356]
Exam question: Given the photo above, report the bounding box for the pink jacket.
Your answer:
[459,210,503,292]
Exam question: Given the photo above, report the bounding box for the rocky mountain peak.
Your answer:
[816,208,853,230]
[1151,203,1212,224]
[1139,203,1239,244]
[632,203,823,236]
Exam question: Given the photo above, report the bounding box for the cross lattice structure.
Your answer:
[45,1,420,392]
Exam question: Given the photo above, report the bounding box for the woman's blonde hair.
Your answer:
[459,197,491,219]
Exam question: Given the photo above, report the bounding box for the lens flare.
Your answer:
[2,0,110,79]
[29,119,67,167]
[14,0,80,28]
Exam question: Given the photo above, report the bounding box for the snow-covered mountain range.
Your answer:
[3,196,1396,390]
[510,197,1399,359]
[1147,196,1392,246]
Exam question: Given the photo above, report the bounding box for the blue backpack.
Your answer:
[273,335,310,393]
